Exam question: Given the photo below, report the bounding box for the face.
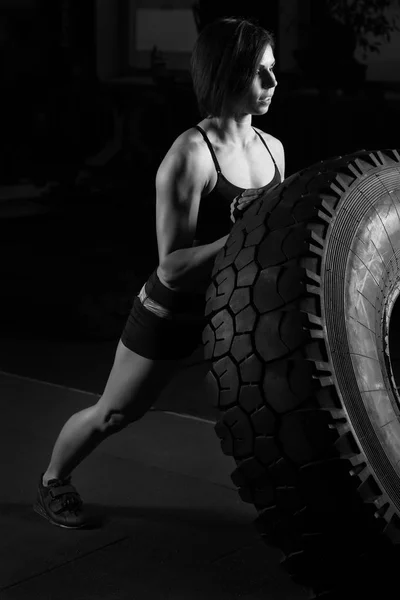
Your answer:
[234,44,277,116]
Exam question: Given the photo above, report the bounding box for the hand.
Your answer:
[230,188,266,224]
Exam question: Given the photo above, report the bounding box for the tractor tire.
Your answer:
[203,149,400,598]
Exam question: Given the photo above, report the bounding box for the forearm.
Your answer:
[158,234,229,291]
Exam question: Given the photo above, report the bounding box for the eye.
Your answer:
[256,64,275,76]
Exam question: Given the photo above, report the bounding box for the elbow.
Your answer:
[157,262,176,287]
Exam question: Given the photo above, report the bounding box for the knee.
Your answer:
[99,410,131,435]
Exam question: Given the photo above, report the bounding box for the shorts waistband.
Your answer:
[144,269,205,313]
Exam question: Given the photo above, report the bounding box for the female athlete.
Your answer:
[34,16,285,528]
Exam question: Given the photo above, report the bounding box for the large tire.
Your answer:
[203,149,400,598]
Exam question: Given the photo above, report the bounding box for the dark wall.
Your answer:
[1,2,400,340]
[0,0,110,183]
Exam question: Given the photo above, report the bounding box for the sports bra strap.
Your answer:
[252,128,278,168]
[196,125,278,174]
[195,126,222,174]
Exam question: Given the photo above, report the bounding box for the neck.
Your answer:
[208,113,254,149]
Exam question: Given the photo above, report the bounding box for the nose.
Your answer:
[264,70,277,90]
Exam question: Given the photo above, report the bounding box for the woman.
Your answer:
[34,16,285,528]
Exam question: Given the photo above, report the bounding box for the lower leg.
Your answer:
[42,341,181,486]
[42,404,109,485]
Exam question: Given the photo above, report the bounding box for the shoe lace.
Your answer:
[60,492,82,511]
[49,477,82,512]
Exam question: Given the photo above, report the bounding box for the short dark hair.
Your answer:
[190,17,275,119]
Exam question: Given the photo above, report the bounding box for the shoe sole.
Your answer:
[33,502,87,530]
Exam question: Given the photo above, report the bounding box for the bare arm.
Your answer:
[155,140,229,292]
[157,234,229,291]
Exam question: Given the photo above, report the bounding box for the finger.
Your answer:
[237,202,253,212]
[238,198,257,208]
[240,190,257,198]
[238,194,262,205]
[239,190,265,204]
[241,188,265,197]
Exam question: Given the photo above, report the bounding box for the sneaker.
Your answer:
[33,473,88,529]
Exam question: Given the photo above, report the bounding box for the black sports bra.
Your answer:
[194,125,281,243]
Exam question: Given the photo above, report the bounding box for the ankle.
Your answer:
[42,472,57,487]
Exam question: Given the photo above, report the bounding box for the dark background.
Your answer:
[1,0,399,348]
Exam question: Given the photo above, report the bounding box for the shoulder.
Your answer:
[159,127,210,168]
[254,128,285,179]
[156,127,211,188]
[156,127,213,203]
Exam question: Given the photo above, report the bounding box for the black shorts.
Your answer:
[120,269,207,360]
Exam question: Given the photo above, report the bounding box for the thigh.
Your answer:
[96,340,183,420]
[121,295,205,360]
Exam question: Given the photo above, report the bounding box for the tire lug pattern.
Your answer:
[263,359,314,414]
[251,404,276,435]
[211,309,234,357]
[212,356,239,408]
[349,461,367,477]
[267,207,296,230]
[262,360,306,413]
[257,229,288,267]
[204,148,400,597]
[230,334,252,363]
[278,411,337,465]
[204,371,219,407]
[383,513,400,543]
[281,227,310,259]
[255,312,294,361]
[208,266,236,313]
[254,436,281,465]
[237,262,258,287]
[239,353,263,383]
[244,224,265,247]
[334,429,360,457]
[357,475,382,503]
[252,485,275,506]
[202,323,215,360]
[280,311,309,352]
[222,406,253,458]
[232,456,267,486]
[292,198,321,223]
[229,287,251,315]
[238,384,264,412]
[245,214,266,235]
[269,457,298,486]
[276,486,304,512]
[214,420,234,455]
[253,267,284,313]
[278,266,305,302]
[235,304,257,333]
[234,245,255,270]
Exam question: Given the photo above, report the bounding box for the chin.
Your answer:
[255,104,270,114]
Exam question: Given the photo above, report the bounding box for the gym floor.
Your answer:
[0,332,309,600]
[4,84,398,599]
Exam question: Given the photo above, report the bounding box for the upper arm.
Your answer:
[155,142,208,266]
